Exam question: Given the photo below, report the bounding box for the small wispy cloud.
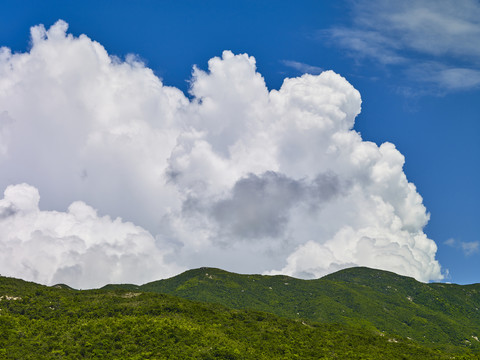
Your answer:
[281,60,323,75]
[444,238,479,256]
[325,0,480,93]
[461,242,480,256]
[326,28,406,65]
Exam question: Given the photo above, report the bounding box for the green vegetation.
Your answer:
[2,267,480,358]
[0,274,474,359]
[116,267,480,352]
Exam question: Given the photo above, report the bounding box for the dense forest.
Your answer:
[1,267,480,359]
[125,267,480,351]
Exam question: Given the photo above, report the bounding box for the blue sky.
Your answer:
[0,0,478,286]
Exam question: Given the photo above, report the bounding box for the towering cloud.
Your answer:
[0,21,442,287]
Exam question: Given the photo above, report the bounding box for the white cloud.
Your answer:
[0,183,182,289]
[0,20,187,232]
[327,0,480,91]
[0,21,443,287]
[327,28,406,65]
[444,238,479,256]
[281,60,323,75]
[406,62,480,91]
[434,67,480,90]
[462,242,480,256]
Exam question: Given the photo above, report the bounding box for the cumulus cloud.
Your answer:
[0,20,443,287]
[0,184,181,288]
[326,0,480,92]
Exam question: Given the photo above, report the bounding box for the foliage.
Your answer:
[0,274,473,359]
[127,267,480,352]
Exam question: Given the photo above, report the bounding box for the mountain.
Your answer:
[0,274,457,359]
[110,266,480,352]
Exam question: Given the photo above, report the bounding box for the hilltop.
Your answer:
[0,273,458,359]
[104,266,480,352]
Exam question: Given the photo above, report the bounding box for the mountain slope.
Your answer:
[128,267,480,351]
[0,275,456,359]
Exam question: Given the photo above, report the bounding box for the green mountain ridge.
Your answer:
[103,266,480,351]
[0,272,460,359]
